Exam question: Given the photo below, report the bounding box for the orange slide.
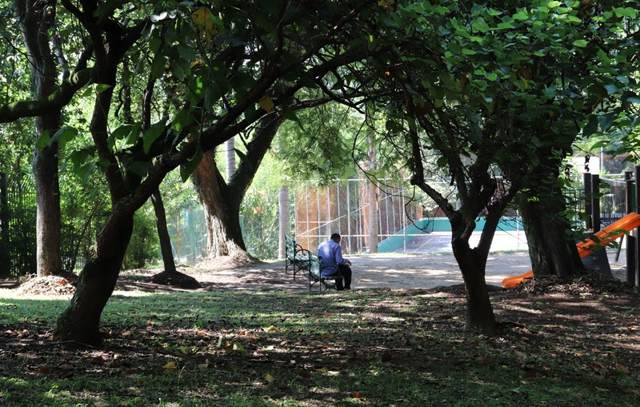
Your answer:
[502,212,640,289]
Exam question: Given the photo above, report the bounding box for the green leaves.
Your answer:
[512,10,529,21]
[95,84,112,93]
[36,127,78,151]
[471,17,490,33]
[180,147,203,182]
[572,39,588,48]
[613,7,637,18]
[143,123,166,154]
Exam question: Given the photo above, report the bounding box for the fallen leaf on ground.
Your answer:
[163,361,177,370]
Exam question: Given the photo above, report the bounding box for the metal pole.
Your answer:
[316,186,321,247]
[516,209,520,251]
[384,190,390,237]
[278,186,288,259]
[584,172,592,230]
[625,171,635,286]
[401,186,407,253]
[336,181,341,235]
[0,172,9,278]
[635,166,640,290]
[591,174,600,232]
[391,187,397,234]
[326,185,331,236]
[347,180,352,253]
[305,185,310,249]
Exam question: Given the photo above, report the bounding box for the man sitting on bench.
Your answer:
[317,233,352,290]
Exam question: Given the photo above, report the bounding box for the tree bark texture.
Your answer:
[150,189,200,288]
[192,153,247,258]
[0,172,9,278]
[151,189,177,274]
[450,218,497,336]
[18,0,63,277]
[191,115,283,260]
[225,137,236,181]
[518,163,583,279]
[56,212,134,345]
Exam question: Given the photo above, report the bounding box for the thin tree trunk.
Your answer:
[18,0,63,277]
[151,189,177,274]
[56,211,134,345]
[150,189,200,288]
[365,178,378,253]
[365,133,378,253]
[225,137,235,181]
[0,172,9,278]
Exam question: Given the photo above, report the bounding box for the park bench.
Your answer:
[285,234,342,291]
[285,234,312,280]
[306,254,343,292]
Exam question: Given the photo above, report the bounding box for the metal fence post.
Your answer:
[591,174,600,232]
[635,166,640,290]
[584,172,592,230]
[0,172,9,278]
[625,171,635,286]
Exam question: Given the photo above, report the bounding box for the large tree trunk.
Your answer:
[192,115,284,262]
[192,153,248,260]
[34,142,62,277]
[518,162,583,278]
[56,212,134,345]
[18,0,63,277]
[451,219,497,336]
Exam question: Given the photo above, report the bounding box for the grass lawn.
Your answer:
[0,282,639,406]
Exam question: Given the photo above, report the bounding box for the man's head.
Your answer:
[330,233,341,243]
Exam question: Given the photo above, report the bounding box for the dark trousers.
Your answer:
[334,264,352,290]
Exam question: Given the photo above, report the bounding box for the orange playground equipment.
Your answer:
[502,212,640,289]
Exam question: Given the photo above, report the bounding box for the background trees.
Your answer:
[0,0,638,345]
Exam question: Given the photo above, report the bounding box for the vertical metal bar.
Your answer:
[326,185,331,236]
[305,184,310,249]
[584,172,592,230]
[384,190,390,237]
[336,181,341,235]
[391,187,397,234]
[591,174,600,232]
[316,185,321,246]
[635,166,640,289]
[347,180,352,253]
[278,186,288,259]
[0,172,9,278]
[401,186,407,253]
[625,171,635,286]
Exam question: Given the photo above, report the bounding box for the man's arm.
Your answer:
[335,245,350,265]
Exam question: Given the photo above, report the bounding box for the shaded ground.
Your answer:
[119,251,533,294]
[1,252,638,405]
[0,280,639,406]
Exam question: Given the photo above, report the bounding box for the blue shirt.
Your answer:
[317,239,345,277]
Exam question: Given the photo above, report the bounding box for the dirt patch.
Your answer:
[193,254,261,271]
[17,276,76,296]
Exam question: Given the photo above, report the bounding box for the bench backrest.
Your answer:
[285,234,298,259]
